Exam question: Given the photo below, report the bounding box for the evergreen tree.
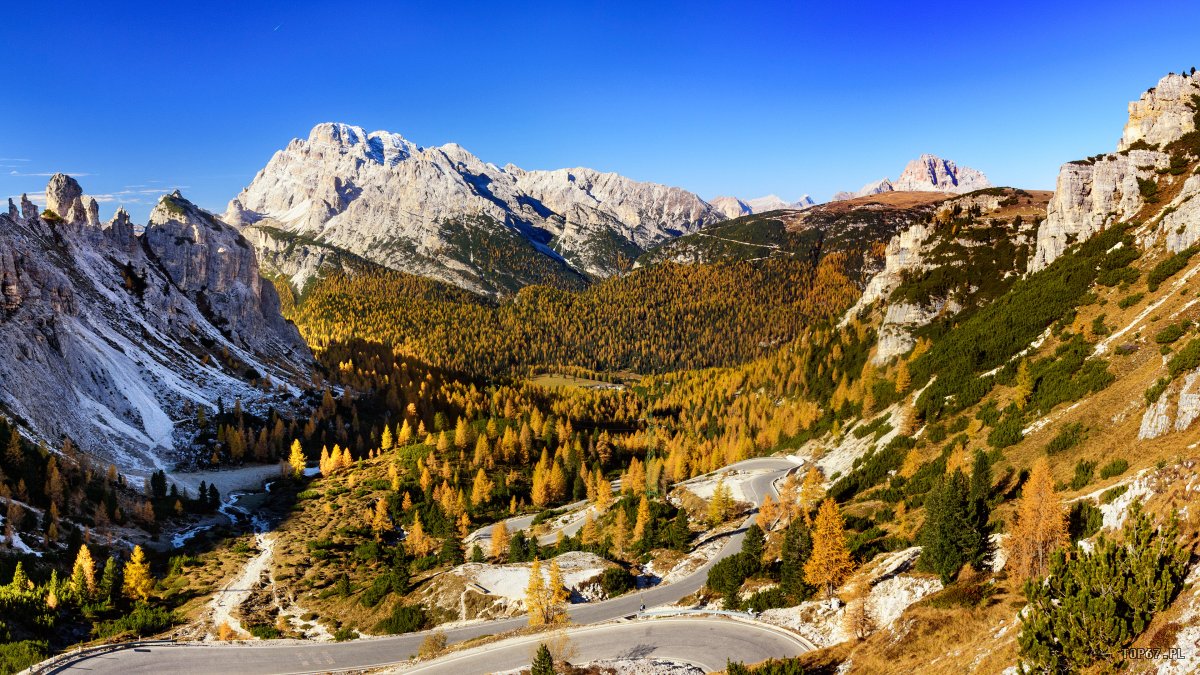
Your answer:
[470,544,485,563]
[1018,505,1190,672]
[667,509,691,552]
[742,524,765,574]
[780,517,813,602]
[917,470,980,583]
[966,449,993,568]
[531,643,555,675]
[99,557,119,604]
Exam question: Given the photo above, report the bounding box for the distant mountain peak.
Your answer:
[832,154,990,200]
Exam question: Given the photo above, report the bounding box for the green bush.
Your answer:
[1068,460,1096,491]
[0,641,47,675]
[1117,292,1144,309]
[1067,502,1102,542]
[1099,458,1129,479]
[726,658,806,675]
[1100,484,1128,505]
[375,604,428,634]
[1154,322,1188,344]
[1147,245,1199,292]
[247,624,282,639]
[333,627,358,641]
[599,567,635,598]
[92,603,177,639]
[1045,422,1085,455]
[1018,507,1189,672]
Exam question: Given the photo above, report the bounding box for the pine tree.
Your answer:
[122,545,153,601]
[917,469,980,583]
[966,449,993,568]
[99,557,119,603]
[489,521,510,559]
[895,359,911,393]
[804,499,855,598]
[70,544,96,599]
[667,509,691,551]
[288,440,306,478]
[742,524,765,574]
[1009,458,1066,581]
[531,643,555,675]
[470,544,485,563]
[1014,360,1033,410]
[780,517,813,601]
[9,561,28,590]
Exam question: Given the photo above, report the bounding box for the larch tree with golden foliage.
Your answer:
[525,557,549,626]
[1008,458,1066,580]
[122,545,153,602]
[804,499,855,598]
[490,521,510,559]
[288,440,306,478]
[547,558,569,623]
[632,495,651,543]
[370,498,391,539]
[406,514,436,557]
[70,544,96,599]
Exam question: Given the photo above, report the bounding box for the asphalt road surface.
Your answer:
[53,457,801,675]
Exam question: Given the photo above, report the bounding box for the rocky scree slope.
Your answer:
[0,174,311,471]
[227,123,725,295]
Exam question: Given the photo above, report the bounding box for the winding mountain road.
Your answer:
[50,457,802,674]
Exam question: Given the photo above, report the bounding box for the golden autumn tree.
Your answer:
[525,557,549,626]
[406,514,436,557]
[581,511,599,546]
[471,468,494,506]
[122,545,153,602]
[1008,458,1067,580]
[757,493,780,529]
[490,521,510,559]
[547,558,569,624]
[380,424,394,452]
[70,544,96,598]
[370,498,391,539]
[632,495,651,543]
[288,440,306,478]
[611,508,630,558]
[804,499,855,598]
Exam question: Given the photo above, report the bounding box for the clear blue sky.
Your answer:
[4,0,1199,222]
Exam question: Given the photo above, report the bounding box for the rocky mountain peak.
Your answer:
[1118,71,1200,151]
[46,172,84,221]
[833,155,990,201]
[231,122,725,292]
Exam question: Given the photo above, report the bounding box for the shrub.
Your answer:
[333,627,358,641]
[1147,245,1200,292]
[1154,322,1188,344]
[1099,458,1129,479]
[1100,485,1128,505]
[247,624,282,639]
[927,581,995,609]
[0,641,47,675]
[599,567,635,598]
[1068,460,1096,491]
[744,586,789,613]
[1045,422,1084,455]
[375,604,428,634]
[726,658,806,675]
[1018,507,1189,672]
[1067,502,1102,542]
[92,603,177,638]
[1117,292,1144,309]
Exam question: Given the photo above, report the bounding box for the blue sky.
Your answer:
[3,0,1200,222]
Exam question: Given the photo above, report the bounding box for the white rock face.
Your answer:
[231,123,724,293]
[1029,150,1169,272]
[833,154,990,200]
[741,194,816,213]
[1140,369,1200,440]
[1031,71,1200,272]
[1119,71,1200,151]
[709,196,752,219]
[0,174,311,471]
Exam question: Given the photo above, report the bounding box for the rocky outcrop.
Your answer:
[1140,370,1200,439]
[230,122,725,293]
[45,172,84,222]
[833,155,990,201]
[1029,150,1169,272]
[1119,72,1200,151]
[0,176,311,471]
[844,221,933,363]
[1031,72,1199,272]
[1158,174,1200,253]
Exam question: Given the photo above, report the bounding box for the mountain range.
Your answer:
[831,153,990,200]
